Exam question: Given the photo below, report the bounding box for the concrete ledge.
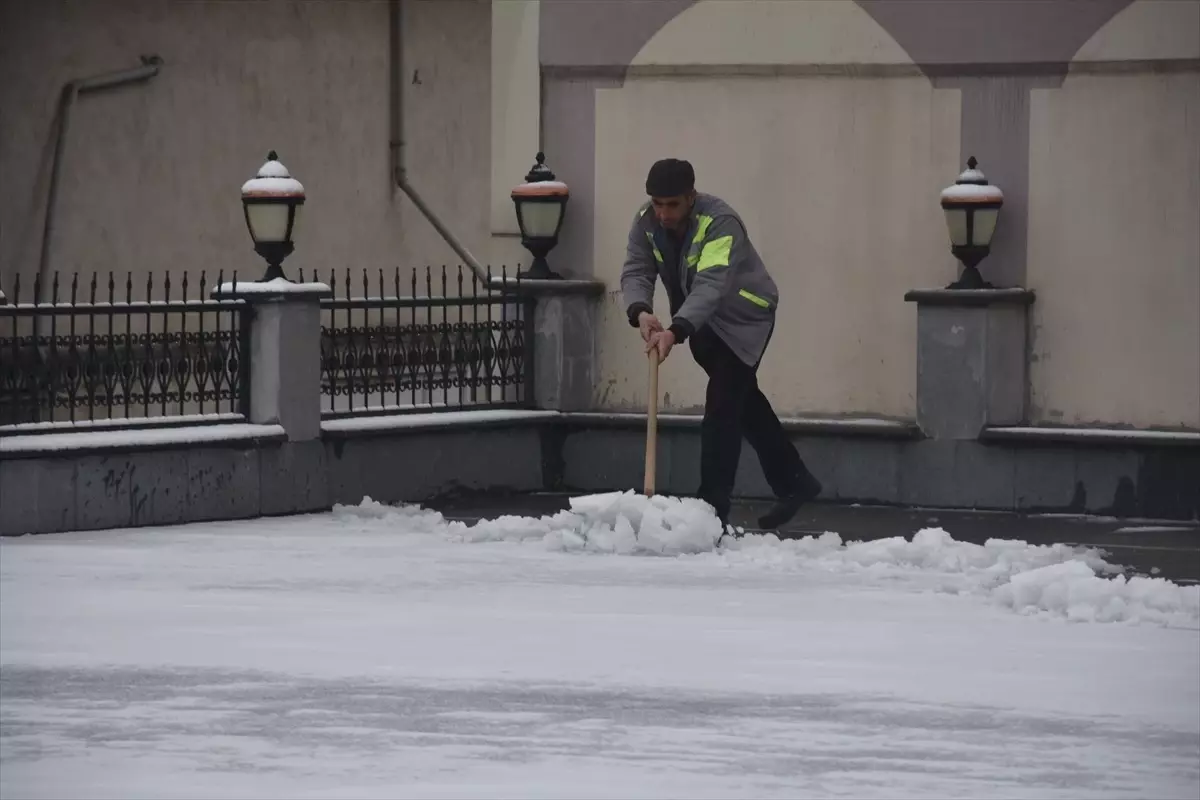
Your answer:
[0,436,328,536]
[325,424,546,506]
[0,424,287,459]
[983,425,1200,449]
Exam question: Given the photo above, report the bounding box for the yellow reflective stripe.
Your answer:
[738,289,770,308]
[686,253,698,266]
[645,232,663,262]
[692,214,714,244]
[696,234,732,271]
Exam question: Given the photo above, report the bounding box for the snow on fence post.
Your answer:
[212,276,331,441]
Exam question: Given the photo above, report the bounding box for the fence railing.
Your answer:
[310,265,535,418]
[0,271,250,432]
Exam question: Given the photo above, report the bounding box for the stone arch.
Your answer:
[1071,0,1199,62]
[629,0,916,68]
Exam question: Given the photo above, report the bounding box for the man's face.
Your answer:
[650,192,695,232]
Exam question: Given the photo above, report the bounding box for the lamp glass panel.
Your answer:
[246,203,290,243]
[972,207,999,247]
[520,199,563,238]
[943,207,968,247]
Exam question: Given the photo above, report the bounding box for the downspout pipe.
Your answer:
[388,0,490,285]
[38,54,164,296]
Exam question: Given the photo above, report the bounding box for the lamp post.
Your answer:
[512,152,568,279]
[241,150,305,281]
[941,156,1004,290]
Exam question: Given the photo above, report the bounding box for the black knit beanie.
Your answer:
[645,158,695,197]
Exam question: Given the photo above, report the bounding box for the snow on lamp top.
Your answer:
[940,156,1004,206]
[511,151,569,198]
[241,150,306,200]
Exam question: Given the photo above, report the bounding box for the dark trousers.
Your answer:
[687,325,806,520]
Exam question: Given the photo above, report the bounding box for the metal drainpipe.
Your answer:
[389,0,490,285]
[37,55,164,299]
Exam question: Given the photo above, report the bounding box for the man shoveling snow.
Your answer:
[621,158,823,533]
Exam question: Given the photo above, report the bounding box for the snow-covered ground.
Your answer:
[2,492,1198,799]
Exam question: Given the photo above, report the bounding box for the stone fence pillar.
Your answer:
[508,278,606,411]
[904,288,1036,439]
[213,280,331,441]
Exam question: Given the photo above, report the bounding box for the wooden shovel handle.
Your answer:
[644,349,659,496]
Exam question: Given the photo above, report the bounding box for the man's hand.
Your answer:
[637,311,663,343]
[646,329,676,362]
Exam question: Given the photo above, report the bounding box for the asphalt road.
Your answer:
[423,491,1200,585]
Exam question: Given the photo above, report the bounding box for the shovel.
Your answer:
[644,348,659,497]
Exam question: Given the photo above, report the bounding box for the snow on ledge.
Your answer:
[214,278,331,296]
[1,413,244,435]
[322,408,561,434]
[0,424,286,455]
[985,426,1200,445]
[320,409,917,437]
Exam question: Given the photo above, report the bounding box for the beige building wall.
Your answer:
[490,0,537,236]
[1026,0,1200,429]
[589,0,961,417]
[0,0,499,300]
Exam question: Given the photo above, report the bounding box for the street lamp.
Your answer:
[241,150,305,281]
[941,156,1004,289]
[512,152,568,279]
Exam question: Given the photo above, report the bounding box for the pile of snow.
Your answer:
[717,526,1118,586]
[330,494,1200,628]
[995,560,1200,626]
[335,491,724,556]
[331,496,448,534]
[452,491,723,555]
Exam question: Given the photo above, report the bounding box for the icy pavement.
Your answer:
[2,493,1198,799]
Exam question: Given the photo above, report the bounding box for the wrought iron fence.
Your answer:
[311,265,535,418]
[0,271,250,432]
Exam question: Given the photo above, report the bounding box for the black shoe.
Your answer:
[758,471,822,530]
